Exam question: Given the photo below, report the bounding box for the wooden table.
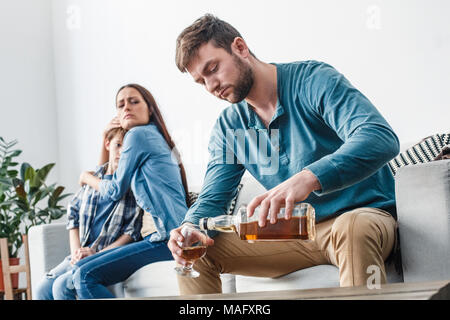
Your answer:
[137,280,450,300]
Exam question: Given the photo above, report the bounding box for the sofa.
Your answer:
[28,157,450,298]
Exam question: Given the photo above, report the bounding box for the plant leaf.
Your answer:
[7,150,22,157]
[7,170,18,178]
[0,177,13,186]
[15,182,26,199]
[31,190,42,206]
[48,186,64,207]
[35,163,55,185]
[24,166,35,183]
[20,162,31,181]
[24,179,30,194]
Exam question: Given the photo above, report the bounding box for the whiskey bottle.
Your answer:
[199,203,316,242]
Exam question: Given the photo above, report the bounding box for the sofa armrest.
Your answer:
[28,223,70,294]
[395,160,450,282]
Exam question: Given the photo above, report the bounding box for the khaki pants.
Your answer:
[178,207,396,294]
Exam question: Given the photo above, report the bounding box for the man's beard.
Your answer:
[230,54,254,103]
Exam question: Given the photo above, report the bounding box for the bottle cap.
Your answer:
[199,218,208,230]
[238,204,248,213]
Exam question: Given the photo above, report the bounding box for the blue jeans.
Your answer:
[72,236,173,299]
[33,257,77,300]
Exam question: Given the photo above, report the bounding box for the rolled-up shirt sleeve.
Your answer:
[66,187,84,230]
[303,63,400,195]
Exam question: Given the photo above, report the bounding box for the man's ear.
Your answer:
[231,37,250,59]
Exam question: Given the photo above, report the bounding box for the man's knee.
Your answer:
[331,210,383,248]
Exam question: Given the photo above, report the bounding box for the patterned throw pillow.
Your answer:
[227,184,243,215]
[187,191,198,208]
[187,184,243,215]
[388,133,450,176]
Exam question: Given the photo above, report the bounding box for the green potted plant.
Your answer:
[0,136,71,290]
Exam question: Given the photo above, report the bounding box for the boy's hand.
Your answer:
[70,247,95,265]
[79,171,95,186]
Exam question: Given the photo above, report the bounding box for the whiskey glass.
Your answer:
[174,224,208,278]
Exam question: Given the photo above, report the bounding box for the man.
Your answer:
[168,14,399,294]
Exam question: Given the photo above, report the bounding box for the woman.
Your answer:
[75,83,188,299]
[34,127,143,300]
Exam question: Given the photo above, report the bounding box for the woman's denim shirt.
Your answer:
[99,123,187,242]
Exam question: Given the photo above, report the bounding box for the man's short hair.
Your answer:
[175,13,255,73]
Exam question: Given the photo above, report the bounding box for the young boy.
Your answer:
[34,127,143,300]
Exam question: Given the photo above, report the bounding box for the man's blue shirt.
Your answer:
[184,61,399,225]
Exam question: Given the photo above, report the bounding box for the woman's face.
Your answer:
[116,87,150,130]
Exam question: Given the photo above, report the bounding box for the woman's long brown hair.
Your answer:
[116,84,189,206]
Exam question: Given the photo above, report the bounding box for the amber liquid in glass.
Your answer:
[238,216,308,241]
[180,246,207,262]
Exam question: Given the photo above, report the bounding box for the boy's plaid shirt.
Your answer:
[66,163,143,252]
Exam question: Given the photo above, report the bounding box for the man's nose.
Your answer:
[205,77,219,94]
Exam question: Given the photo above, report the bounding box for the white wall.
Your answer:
[2,0,449,193]
[50,0,450,193]
[0,0,59,178]
[0,0,59,289]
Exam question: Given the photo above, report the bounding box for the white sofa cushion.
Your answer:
[235,265,340,292]
[28,223,70,295]
[122,261,236,297]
